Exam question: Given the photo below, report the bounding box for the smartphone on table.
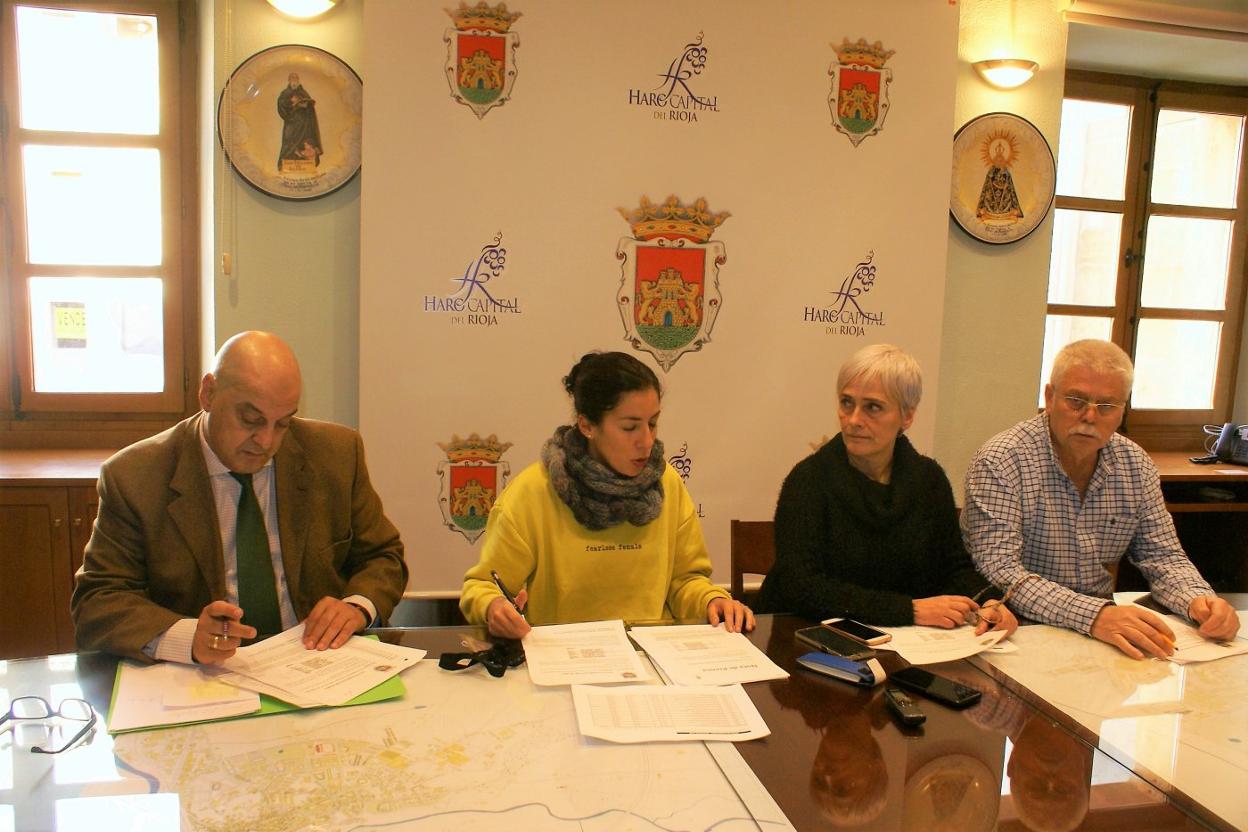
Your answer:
[890,666,981,709]
[822,617,892,646]
[795,625,878,661]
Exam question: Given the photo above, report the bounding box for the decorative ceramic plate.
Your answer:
[218,44,362,201]
[950,112,1055,244]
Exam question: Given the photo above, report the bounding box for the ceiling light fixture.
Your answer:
[973,58,1039,89]
[266,0,340,20]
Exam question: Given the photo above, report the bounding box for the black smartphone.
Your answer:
[884,686,926,727]
[795,626,878,661]
[823,617,892,646]
[890,666,982,709]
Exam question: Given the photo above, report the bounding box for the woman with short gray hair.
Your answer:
[757,343,1018,634]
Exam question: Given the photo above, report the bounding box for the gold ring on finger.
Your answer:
[210,634,228,650]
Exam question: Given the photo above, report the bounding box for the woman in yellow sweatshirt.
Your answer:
[460,351,754,638]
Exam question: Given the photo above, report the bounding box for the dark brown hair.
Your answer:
[563,351,661,424]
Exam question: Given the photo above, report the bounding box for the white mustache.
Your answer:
[1067,426,1100,438]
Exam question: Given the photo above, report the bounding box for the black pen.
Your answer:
[490,570,524,617]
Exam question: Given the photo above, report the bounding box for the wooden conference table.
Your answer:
[0,615,1239,831]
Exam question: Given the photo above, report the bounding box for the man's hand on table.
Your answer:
[1091,604,1175,660]
[303,596,367,650]
[1188,595,1240,641]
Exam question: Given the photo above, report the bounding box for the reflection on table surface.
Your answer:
[0,616,1223,831]
[974,619,1248,832]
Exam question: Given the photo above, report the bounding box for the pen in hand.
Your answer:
[490,570,525,618]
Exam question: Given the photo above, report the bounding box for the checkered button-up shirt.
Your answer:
[961,414,1213,634]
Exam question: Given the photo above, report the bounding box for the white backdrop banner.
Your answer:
[361,1,960,594]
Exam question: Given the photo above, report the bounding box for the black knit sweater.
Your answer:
[755,433,994,624]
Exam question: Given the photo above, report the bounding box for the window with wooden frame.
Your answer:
[1040,71,1248,450]
[0,0,197,448]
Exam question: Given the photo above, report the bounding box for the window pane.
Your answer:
[28,277,164,393]
[15,6,159,135]
[1056,99,1131,200]
[1140,216,1231,311]
[23,146,162,266]
[1037,315,1113,406]
[1047,209,1121,306]
[1132,319,1220,409]
[1152,109,1244,209]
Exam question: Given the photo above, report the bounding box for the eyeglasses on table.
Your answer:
[0,695,97,754]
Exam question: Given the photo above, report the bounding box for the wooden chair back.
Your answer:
[730,519,776,601]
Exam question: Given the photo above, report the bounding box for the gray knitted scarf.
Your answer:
[541,424,665,531]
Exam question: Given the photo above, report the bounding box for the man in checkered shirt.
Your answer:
[962,339,1239,659]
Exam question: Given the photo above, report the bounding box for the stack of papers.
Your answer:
[520,620,775,744]
[213,625,426,706]
[109,662,262,732]
[1114,592,1248,664]
[108,626,424,733]
[571,683,770,742]
[873,625,1012,665]
[522,620,651,686]
[627,625,788,686]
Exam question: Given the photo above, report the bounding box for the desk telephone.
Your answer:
[1211,423,1248,464]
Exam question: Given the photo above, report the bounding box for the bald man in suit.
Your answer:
[72,331,408,664]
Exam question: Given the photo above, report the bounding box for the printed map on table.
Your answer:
[97,662,779,831]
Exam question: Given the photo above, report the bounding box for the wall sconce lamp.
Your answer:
[973,58,1039,89]
[266,0,340,19]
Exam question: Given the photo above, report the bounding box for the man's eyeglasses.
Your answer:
[0,696,97,754]
[1061,395,1125,417]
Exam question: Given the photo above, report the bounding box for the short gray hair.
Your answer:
[837,343,922,414]
[1050,339,1133,396]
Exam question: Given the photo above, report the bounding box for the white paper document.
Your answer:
[875,625,1009,665]
[1114,592,1248,665]
[571,683,770,742]
[109,661,260,733]
[215,625,425,706]
[627,624,789,686]
[522,620,650,686]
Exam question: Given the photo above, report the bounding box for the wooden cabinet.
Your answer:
[1116,452,1248,593]
[1152,452,1248,591]
[0,450,108,659]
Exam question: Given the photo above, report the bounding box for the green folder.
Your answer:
[107,641,409,735]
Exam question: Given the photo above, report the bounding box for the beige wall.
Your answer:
[204,0,362,426]
[199,0,1247,480]
[934,0,1069,500]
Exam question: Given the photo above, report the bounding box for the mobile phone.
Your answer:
[795,626,878,661]
[890,666,982,709]
[796,652,886,687]
[822,617,892,646]
[884,686,926,727]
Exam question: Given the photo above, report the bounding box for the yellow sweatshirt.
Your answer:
[460,461,728,626]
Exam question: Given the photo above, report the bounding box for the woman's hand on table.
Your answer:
[913,595,979,629]
[708,597,755,633]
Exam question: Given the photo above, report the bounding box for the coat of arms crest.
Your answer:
[436,433,512,543]
[443,2,521,119]
[829,38,895,147]
[615,195,730,372]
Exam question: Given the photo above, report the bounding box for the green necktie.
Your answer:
[229,472,283,637]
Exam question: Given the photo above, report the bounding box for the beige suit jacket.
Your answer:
[71,412,408,661]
